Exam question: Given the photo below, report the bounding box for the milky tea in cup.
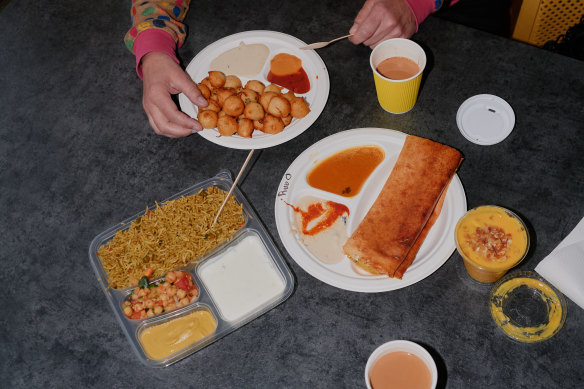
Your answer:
[365,340,437,389]
[370,39,426,114]
[376,57,420,80]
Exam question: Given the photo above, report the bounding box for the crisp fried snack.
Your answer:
[197,72,310,138]
[343,135,462,278]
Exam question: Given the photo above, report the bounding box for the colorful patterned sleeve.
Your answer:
[124,0,191,53]
[124,0,192,78]
[405,0,458,31]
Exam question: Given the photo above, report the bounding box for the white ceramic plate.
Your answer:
[274,128,467,292]
[179,30,330,150]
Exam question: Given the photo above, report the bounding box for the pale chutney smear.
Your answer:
[210,42,270,77]
[286,196,349,264]
[198,234,286,322]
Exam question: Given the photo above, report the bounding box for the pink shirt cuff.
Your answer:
[404,0,436,32]
[134,29,179,79]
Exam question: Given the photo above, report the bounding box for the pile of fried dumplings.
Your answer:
[196,71,311,137]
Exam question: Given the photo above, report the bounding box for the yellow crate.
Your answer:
[512,0,584,46]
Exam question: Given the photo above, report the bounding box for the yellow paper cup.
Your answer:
[370,39,426,114]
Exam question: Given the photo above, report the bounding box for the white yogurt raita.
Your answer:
[198,234,286,322]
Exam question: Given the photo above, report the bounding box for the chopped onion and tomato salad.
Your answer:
[123,269,199,320]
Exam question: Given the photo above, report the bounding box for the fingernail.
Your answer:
[349,25,357,35]
[192,124,202,133]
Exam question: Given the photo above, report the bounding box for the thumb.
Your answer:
[175,71,208,107]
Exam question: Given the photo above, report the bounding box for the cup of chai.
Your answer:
[369,38,426,114]
[365,340,438,389]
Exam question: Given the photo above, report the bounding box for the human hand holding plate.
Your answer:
[179,31,330,149]
[142,51,209,138]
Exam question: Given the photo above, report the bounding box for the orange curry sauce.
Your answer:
[267,53,310,94]
[306,145,385,197]
[284,200,349,236]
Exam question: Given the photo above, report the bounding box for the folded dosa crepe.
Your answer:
[343,135,462,279]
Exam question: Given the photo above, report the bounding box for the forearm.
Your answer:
[405,0,458,31]
[123,0,192,77]
[124,0,191,53]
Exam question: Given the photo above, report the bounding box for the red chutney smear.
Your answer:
[267,53,310,93]
[267,68,311,94]
[283,200,349,236]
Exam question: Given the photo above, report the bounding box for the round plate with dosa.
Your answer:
[274,128,467,292]
[179,30,330,150]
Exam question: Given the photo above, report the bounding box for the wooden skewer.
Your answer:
[211,149,255,227]
[299,34,353,50]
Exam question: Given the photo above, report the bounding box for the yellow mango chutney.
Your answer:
[456,206,529,282]
[139,309,217,360]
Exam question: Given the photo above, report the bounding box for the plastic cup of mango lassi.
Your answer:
[455,205,530,283]
[369,39,426,114]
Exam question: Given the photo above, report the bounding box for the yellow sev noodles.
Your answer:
[97,187,245,289]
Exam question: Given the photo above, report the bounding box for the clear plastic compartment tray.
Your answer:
[88,170,294,367]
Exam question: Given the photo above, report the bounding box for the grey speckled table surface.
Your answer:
[1,0,584,388]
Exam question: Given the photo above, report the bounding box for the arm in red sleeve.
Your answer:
[404,0,459,31]
[133,29,178,79]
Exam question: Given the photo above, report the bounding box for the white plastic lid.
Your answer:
[456,94,515,145]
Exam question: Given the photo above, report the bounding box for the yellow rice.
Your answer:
[97,187,245,289]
